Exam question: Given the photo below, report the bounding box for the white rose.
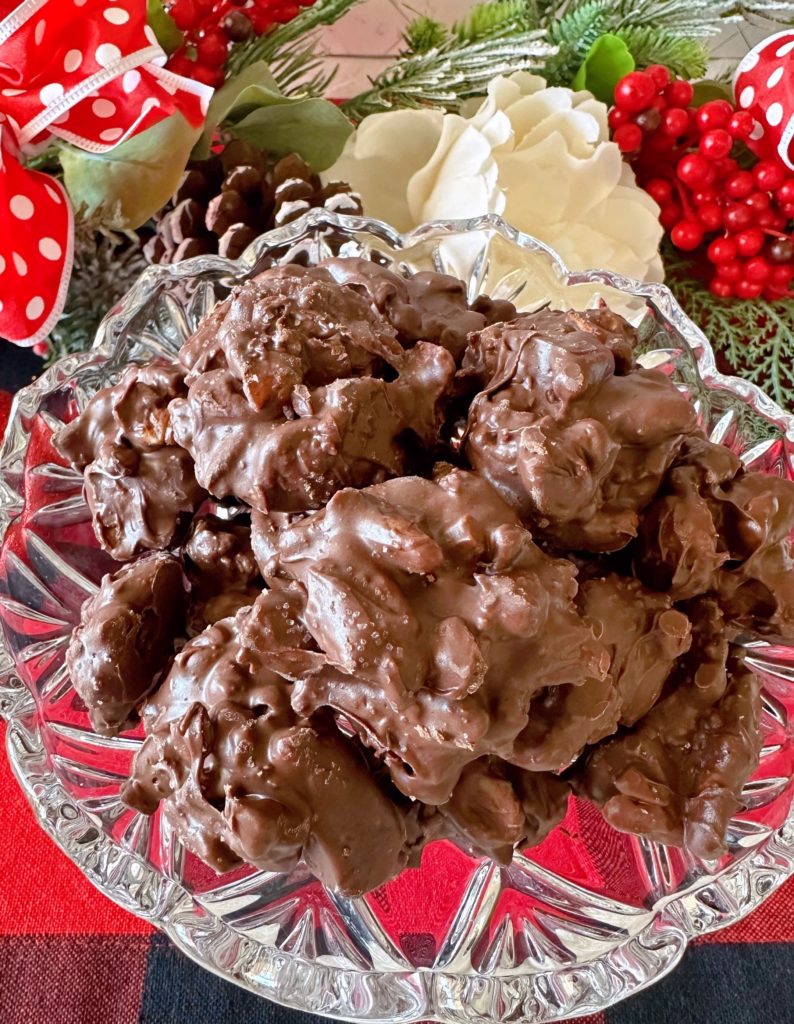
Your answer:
[327,73,663,294]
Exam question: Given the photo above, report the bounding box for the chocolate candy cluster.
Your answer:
[57,258,794,895]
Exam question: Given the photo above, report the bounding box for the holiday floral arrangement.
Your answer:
[1,0,793,403]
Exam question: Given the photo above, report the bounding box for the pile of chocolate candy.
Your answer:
[57,257,794,896]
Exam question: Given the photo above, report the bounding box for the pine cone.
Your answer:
[145,141,363,265]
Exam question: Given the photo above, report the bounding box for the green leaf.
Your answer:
[146,0,183,54]
[229,97,354,171]
[571,33,635,102]
[60,113,201,230]
[194,62,283,157]
[691,79,734,107]
[194,59,353,169]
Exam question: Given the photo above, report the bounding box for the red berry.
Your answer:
[32,340,49,357]
[724,171,754,199]
[697,202,723,231]
[693,188,718,205]
[608,106,632,130]
[745,190,771,212]
[671,219,704,251]
[771,263,794,286]
[664,79,695,108]
[723,204,753,232]
[735,279,763,299]
[756,209,778,229]
[192,64,224,86]
[714,158,739,179]
[782,202,794,219]
[754,160,786,192]
[614,72,657,113]
[776,179,794,205]
[614,123,644,154]
[695,100,734,133]
[646,64,671,90]
[166,52,192,76]
[708,236,738,264]
[716,260,743,282]
[248,6,277,31]
[769,239,794,263]
[660,202,683,232]
[677,153,714,189]
[649,95,668,113]
[699,129,733,161]
[196,29,229,67]
[274,2,299,19]
[745,256,771,282]
[661,107,690,138]
[646,178,673,205]
[710,278,734,298]
[727,111,755,140]
[735,228,765,257]
[169,0,198,29]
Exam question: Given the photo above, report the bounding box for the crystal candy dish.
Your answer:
[1,212,793,1023]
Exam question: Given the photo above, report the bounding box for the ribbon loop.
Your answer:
[0,0,213,346]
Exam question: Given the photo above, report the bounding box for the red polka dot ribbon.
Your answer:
[734,30,794,172]
[0,0,214,346]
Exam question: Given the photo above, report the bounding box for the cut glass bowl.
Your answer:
[1,211,793,1023]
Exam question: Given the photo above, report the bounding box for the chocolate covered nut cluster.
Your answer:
[57,364,205,560]
[57,256,794,896]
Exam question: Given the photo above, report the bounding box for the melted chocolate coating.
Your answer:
[635,434,794,631]
[437,758,570,862]
[577,602,760,861]
[171,266,455,511]
[59,259,779,891]
[462,309,698,551]
[183,514,262,631]
[122,590,413,895]
[321,257,516,360]
[253,468,609,803]
[55,363,205,560]
[67,553,187,735]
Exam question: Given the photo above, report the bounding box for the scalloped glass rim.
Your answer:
[0,211,793,1024]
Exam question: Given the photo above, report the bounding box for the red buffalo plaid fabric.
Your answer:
[0,348,792,1024]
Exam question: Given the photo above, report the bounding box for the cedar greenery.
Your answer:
[664,245,794,410]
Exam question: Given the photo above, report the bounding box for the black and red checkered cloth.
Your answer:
[1,347,792,1024]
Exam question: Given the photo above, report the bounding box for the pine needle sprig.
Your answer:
[452,0,535,42]
[226,0,359,78]
[404,15,449,54]
[342,32,556,120]
[719,2,794,23]
[543,0,730,83]
[615,26,710,78]
[664,245,794,409]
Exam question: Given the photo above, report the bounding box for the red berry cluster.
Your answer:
[165,0,315,87]
[609,66,794,302]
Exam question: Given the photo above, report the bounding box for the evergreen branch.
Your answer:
[452,0,535,42]
[664,245,794,410]
[226,0,359,75]
[269,38,338,96]
[404,15,449,54]
[342,33,556,120]
[719,2,794,23]
[615,26,710,78]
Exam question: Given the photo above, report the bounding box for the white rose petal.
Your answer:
[323,72,663,305]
